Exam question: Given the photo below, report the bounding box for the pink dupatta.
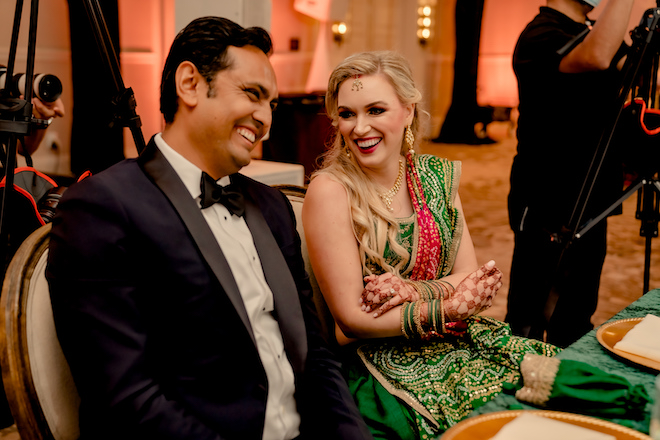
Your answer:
[405,152,442,281]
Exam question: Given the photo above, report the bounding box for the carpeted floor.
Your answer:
[419,123,660,329]
[0,425,18,439]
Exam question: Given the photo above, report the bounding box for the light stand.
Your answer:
[0,0,146,269]
[562,5,660,295]
[80,0,146,155]
[0,0,41,270]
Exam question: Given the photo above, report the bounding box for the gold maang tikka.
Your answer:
[351,74,363,91]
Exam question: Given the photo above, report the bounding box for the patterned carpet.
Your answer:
[0,425,18,440]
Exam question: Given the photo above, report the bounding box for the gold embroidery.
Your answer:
[515,353,560,405]
[358,317,560,431]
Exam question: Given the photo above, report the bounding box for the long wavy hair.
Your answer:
[313,51,424,275]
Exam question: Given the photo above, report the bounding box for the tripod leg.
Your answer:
[637,180,660,294]
[575,178,643,239]
[644,236,652,293]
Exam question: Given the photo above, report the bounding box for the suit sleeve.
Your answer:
[266,189,373,440]
[47,177,226,440]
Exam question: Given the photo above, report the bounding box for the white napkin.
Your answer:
[489,413,616,440]
[613,314,660,362]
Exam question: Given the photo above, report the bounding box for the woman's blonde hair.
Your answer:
[313,51,424,275]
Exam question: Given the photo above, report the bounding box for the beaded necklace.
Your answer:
[378,158,404,212]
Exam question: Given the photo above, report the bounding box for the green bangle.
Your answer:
[402,302,416,338]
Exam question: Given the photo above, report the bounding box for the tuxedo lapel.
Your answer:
[138,140,256,345]
[241,188,308,373]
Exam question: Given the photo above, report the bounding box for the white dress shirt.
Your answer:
[154,134,301,440]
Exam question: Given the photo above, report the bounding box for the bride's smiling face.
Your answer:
[336,73,414,172]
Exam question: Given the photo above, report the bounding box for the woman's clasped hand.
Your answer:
[445,260,502,321]
[360,260,502,320]
[360,272,419,315]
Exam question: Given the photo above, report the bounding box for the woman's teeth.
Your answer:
[357,138,381,149]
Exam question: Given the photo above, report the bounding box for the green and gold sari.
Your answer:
[345,154,560,440]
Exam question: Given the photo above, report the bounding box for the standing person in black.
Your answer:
[47,16,372,440]
[506,0,635,347]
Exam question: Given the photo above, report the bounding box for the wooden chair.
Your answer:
[275,185,337,347]
[0,223,80,440]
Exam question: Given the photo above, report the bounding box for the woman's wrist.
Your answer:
[403,279,453,301]
[400,298,447,339]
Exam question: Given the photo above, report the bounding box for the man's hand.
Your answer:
[19,96,65,156]
[31,96,65,120]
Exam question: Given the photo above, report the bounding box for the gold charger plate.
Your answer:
[442,410,651,440]
[596,318,660,372]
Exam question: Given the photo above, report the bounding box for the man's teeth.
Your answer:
[237,128,256,143]
[357,138,381,148]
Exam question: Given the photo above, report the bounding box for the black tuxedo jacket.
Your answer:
[47,138,371,440]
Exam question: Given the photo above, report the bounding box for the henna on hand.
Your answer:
[360,273,419,317]
[445,260,502,321]
[360,273,395,311]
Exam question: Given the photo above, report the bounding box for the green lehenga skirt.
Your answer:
[344,316,561,440]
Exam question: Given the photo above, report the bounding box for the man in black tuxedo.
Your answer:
[47,16,371,440]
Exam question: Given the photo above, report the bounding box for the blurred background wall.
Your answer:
[0,0,655,177]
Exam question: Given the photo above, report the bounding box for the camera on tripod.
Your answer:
[566,4,660,294]
[0,67,62,103]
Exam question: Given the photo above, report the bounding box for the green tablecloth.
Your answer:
[468,288,660,434]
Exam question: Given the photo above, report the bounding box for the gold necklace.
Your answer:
[379,159,405,212]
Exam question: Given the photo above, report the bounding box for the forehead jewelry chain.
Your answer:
[379,159,405,212]
[351,74,363,91]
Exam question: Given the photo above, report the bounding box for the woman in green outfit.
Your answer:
[302,50,559,440]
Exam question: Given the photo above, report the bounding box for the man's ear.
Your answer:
[175,61,203,108]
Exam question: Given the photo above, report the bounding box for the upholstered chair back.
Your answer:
[275,185,337,347]
[0,223,80,440]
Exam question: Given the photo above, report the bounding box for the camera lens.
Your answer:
[0,68,62,102]
[15,73,62,103]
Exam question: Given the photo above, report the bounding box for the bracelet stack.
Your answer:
[401,301,416,337]
[404,279,454,301]
[400,298,447,339]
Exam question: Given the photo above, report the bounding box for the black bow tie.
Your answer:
[199,172,245,217]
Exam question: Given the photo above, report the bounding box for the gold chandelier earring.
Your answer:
[405,125,415,155]
[342,138,351,158]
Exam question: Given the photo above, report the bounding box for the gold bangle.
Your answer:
[438,279,454,299]
[404,280,422,299]
[413,301,426,338]
[439,289,446,333]
[400,306,407,337]
[432,282,441,300]
[429,300,436,333]
[423,282,435,301]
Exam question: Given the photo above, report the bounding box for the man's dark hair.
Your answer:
[160,16,273,123]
